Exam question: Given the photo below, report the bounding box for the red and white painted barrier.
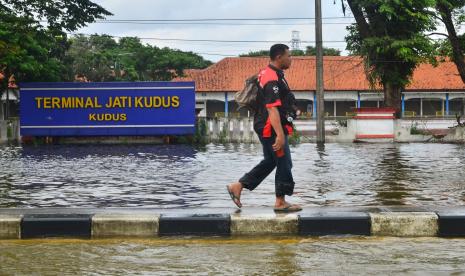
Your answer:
[353,108,397,140]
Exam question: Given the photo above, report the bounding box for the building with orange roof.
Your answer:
[175,56,465,118]
[1,74,19,119]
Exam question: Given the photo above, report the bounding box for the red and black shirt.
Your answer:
[253,64,294,138]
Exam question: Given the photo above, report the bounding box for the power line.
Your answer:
[72,32,450,45]
[178,54,444,64]
[88,21,354,26]
[59,35,420,63]
[99,17,351,22]
[70,33,450,56]
[195,52,237,57]
[69,33,347,44]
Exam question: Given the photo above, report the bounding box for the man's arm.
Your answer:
[267,106,285,151]
[262,80,285,151]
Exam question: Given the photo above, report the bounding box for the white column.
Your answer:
[204,100,207,117]
[442,100,445,116]
[420,98,423,117]
[333,101,337,117]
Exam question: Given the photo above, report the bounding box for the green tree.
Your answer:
[0,0,111,32]
[305,46,341,56]
[434,0,465,83]
[150,47,212,80]
[64,35,213,81]
[0,12,65,84]
[240,46,341,57]
[63,34,118,82]
[342,0,437,115]
[0,0,111,91]
[239,50,271,57]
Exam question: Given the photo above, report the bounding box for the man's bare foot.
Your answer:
[274,196,301,212]
[226,182,243,208]
[274,202,302,212]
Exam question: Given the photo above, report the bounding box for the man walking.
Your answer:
[227,44,301,212]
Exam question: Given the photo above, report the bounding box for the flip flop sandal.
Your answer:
[226,185,242,208]
[274,204,302,213]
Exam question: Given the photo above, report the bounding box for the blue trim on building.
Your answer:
[224,92,229,117]
[446,93,450,116]
[401,94,405,116]
[313,93,317,119]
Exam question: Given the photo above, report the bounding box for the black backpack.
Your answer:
[234,74,260,113]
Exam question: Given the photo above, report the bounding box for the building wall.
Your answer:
[295,100,313,115]
[324,101,358,117]
[1,102,19,119]
[422,99,442,116]
[450,99,465,116]
[404,99,421,116]
[197,91,465,118]
[205,101,224,118]
[205,100,250,118]
[335,101,357,117]
[360,101,380,108]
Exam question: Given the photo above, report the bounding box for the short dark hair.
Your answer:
[270,44,289,60]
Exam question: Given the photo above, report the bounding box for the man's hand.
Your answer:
[267,106,285,151]
[272,134,285,151]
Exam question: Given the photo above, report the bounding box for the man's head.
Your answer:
[270,44,292,70]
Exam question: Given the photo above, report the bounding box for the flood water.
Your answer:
[1,143,465,208]
[1,237,465,274]
[2,143,465,274]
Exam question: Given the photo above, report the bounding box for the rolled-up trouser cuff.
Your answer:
[238,174,258,191]
[275,180,295,197]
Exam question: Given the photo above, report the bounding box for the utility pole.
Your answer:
[315,0,325,143]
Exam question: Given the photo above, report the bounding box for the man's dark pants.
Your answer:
[239,134,295,197]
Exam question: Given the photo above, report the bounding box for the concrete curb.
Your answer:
[92,213,160,238]
[21,214,92,239]
[437,211,465,237]
[1,207,465,239]
[370,212,438,237]
[0,214,22,239]
[159,214,230,236]
[231,213,298,235]
[299,211,371,236]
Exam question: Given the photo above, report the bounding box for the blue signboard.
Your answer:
[19,82,195,136]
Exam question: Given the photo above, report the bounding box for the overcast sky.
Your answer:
[77,0,354,62]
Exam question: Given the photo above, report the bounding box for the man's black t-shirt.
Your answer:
[254,64,294,138]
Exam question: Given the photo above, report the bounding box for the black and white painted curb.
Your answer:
[1,207,465,239]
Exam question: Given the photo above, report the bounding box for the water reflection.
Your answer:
[270,243,300,274]
[374,146,418,205]
[314,143,329,168]
[1,145,203,208]
[20,144,197,160]
[1,143,465,208]
[1,237,465,274]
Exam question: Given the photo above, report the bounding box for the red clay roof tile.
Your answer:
[175,56,465,92]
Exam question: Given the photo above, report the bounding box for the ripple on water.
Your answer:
[0,237,465,274]
[0,143,464,207]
